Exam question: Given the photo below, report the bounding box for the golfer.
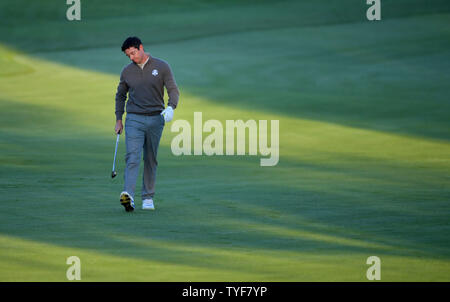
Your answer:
[114,36,179,212]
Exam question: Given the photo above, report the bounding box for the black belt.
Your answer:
[131,111,162,116]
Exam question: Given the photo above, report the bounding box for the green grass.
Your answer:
[0,0,449,281]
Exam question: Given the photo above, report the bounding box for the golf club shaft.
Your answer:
[112,133,120,171]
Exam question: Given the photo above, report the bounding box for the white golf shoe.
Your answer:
[142,198,155,210]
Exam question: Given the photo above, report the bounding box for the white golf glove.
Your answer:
[161,106,174,123]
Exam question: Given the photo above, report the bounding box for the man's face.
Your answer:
[124,45,145,64]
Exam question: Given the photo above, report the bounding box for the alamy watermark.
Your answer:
[170,112,279,167]
[366,256,381,280]
[67,1,380,22]
[66,0,81,21]
[66,256,81,280]
[366,0,381,21]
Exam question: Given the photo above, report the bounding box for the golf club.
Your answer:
[111,133,120,178]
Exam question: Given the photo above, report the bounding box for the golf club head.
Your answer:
[111,171,117,178]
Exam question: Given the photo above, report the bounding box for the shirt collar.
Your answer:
[137,54,151,68]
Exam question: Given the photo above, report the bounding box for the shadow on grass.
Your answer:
[1,100,449,279]
[2,1,450,142]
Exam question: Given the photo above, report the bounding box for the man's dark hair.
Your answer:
[121,36,142,52]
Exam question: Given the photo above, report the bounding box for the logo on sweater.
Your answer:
[152,69,158,76]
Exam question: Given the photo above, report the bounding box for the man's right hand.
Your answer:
[115,120,123,134]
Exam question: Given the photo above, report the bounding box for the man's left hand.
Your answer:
[161,106,174,122]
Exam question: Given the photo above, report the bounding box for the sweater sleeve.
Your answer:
[163,63,180,109]
[115,70,129,121]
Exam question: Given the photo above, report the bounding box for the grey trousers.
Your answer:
[123,113,165,200]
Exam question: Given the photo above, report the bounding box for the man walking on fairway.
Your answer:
[114,36,179,212]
